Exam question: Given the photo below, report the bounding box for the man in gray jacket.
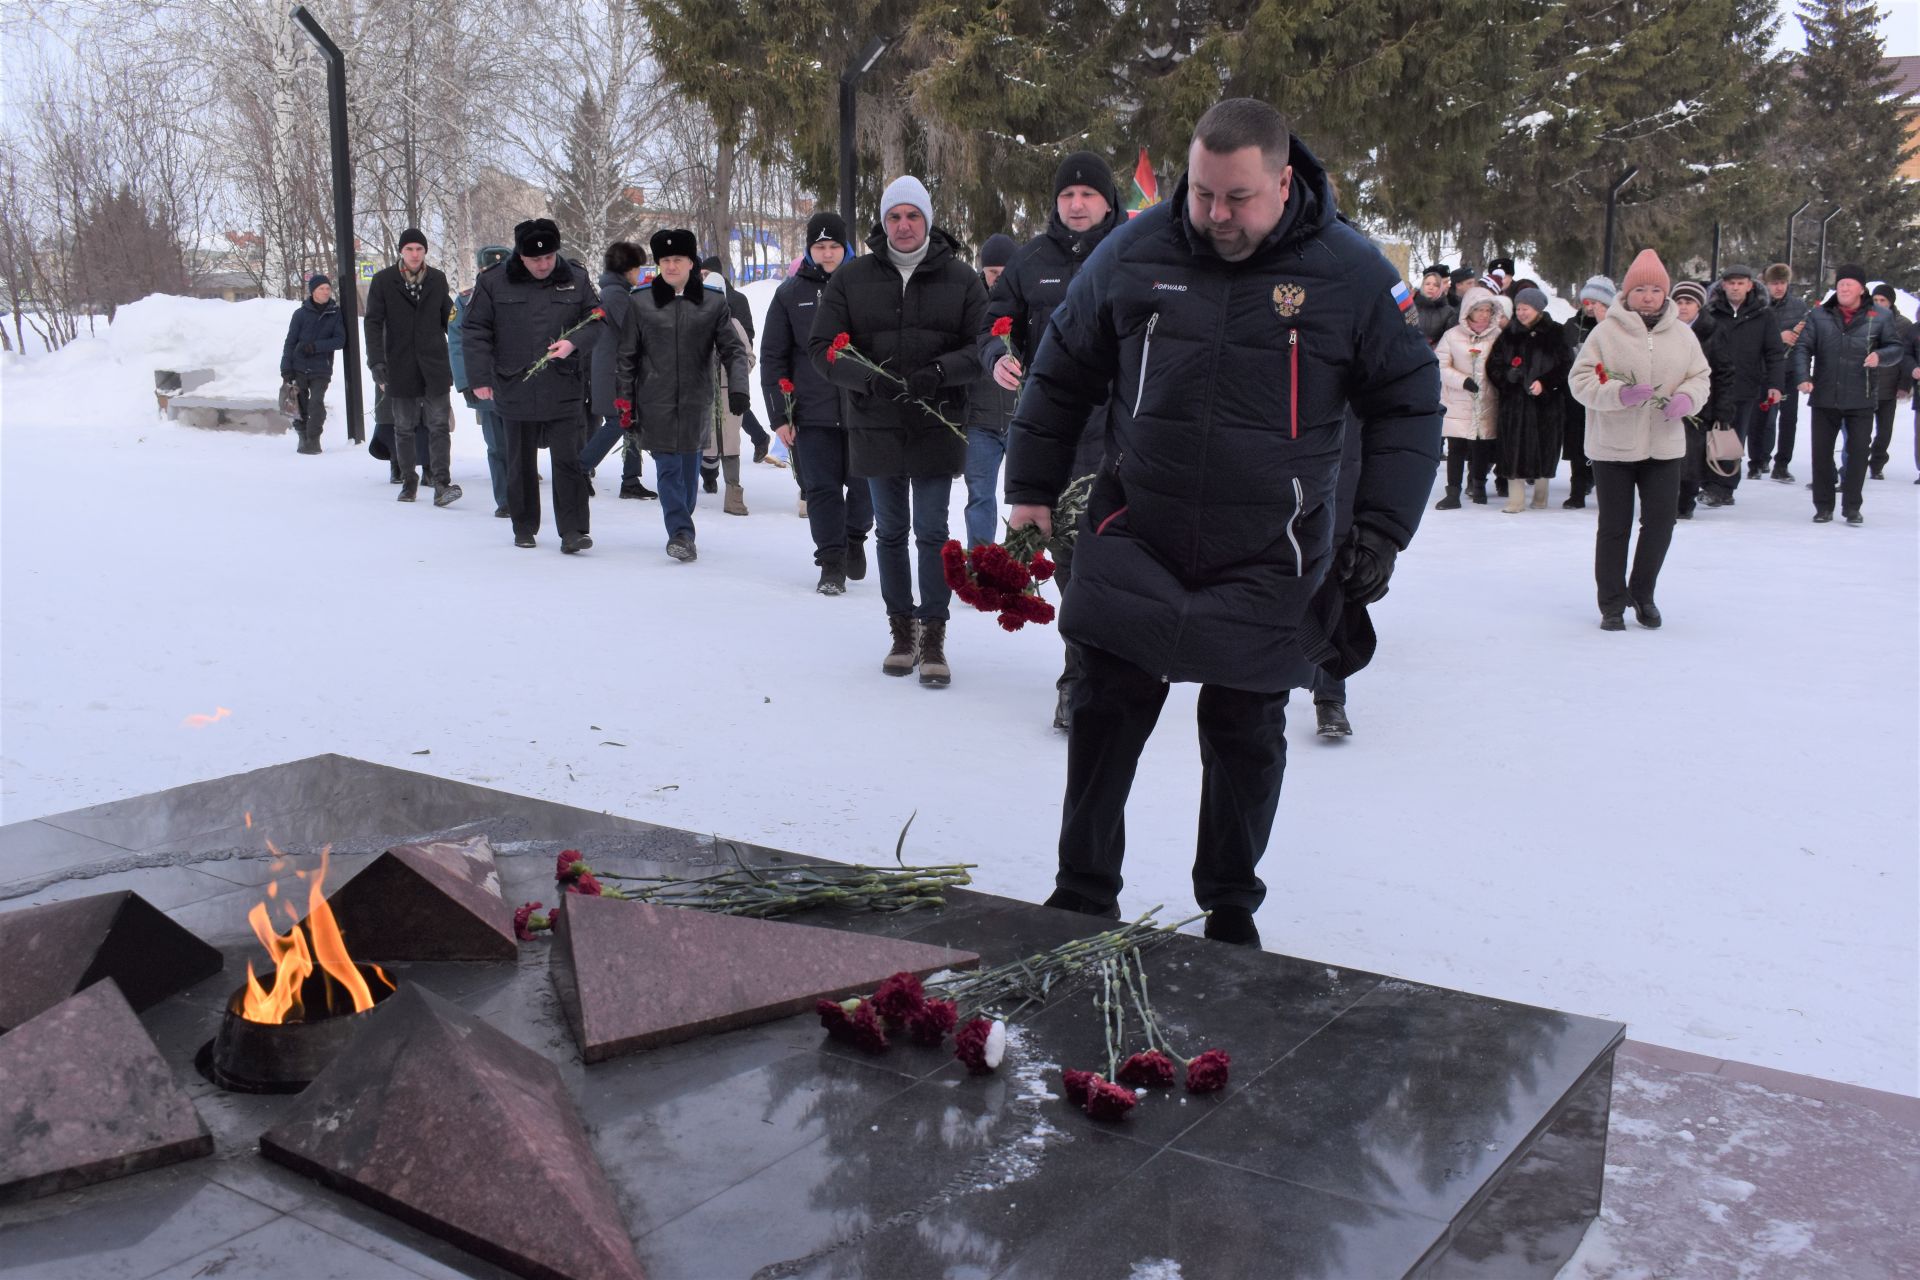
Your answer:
[460,218,600,553]
[1792,264,1906,525]
[613,228,751,562]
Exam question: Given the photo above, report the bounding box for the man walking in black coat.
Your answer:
[280,273,344,455]
[981,149,1123,729]
[1866,283,1913,480]
[460,218,600,552]
[762,211,874,593]
[365,228,459,505]
[1793,264,1905,525]
[808,176,988,686]
[1757,262,1812,482]
[1698,265,1785,508]
[1004,98,1442,946]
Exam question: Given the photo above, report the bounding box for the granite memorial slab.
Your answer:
[0,979,213,1204]
[551,894,981,1062]
[259,982,645,1280]
[303,835,517,961]
[0,890,224,1032]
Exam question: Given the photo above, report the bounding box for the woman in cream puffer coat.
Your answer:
[1433,286,1510,508]
[1567,249,1711,632]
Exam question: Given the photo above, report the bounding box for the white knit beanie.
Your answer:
[880,175,933,227]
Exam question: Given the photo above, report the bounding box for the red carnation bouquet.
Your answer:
[826,331,964,440]
[1062,948,1231,1123]
[942,471,1094,632]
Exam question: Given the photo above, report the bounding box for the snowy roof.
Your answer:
[1888,55,1920,100]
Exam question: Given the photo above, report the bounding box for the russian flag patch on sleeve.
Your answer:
[1390,280,1414,313]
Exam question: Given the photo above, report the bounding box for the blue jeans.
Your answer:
[963,427,1007,548]
[869,475,953,621]
[652,451,701,540]
[475,403,509,509]
[580,414,643,483]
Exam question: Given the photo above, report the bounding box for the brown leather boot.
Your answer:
[917,620,950,687]
[883,615,918,677]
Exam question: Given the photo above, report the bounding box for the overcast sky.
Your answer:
[1779,1,1920,56]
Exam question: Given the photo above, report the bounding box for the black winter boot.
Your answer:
[1467,482,1488,505]
[1203,906,1261,947]
[1315,702,1352,737]
[701,466,719,494]
[845,538,868,581]
[397,471,419,502]
[1434,487,1461,510]
[1043,888,1120,919]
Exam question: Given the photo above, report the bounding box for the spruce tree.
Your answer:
[1785,0,1920,285]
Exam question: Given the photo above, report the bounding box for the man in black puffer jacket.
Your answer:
[460,218,601,553]
[365,228,457,505]
[809,176,988,688]
[1792,264,1905,523]
[280,273,344,455]
[1757,263,1812,481]
[1698,265,1785,506]
[764,212,874,593]
[981,149,1123,730]
[1004,99,1442,947]
[1866,283,1913,480]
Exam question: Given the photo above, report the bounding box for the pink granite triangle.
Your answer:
[550,895,980,1062]
[260,982,645,1280]
[0,979,212,1204]
[0,891,223,1033]
[307,836,516,961]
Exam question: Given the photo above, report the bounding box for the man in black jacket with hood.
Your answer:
[461,218,600,553]
[982,149,1122,730]
[280,273,344,455]
[1698,264,1785,507]
[763,211,873,593]
[365,228,458,505]
[1004,98,1442,947]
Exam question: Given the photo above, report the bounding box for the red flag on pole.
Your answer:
[1129,148,1158,218]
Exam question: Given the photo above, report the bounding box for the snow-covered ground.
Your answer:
[3,293,1915,1098]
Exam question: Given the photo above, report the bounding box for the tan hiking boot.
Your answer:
[917,620,950,687]
[883,615,919,677]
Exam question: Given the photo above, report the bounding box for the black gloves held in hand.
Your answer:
[371,363,388,387]
[728,390,751,416]
[1462,376,1480,394]
[1337,525,1399,605]
[906,363,943,400]
[300,342,317,355]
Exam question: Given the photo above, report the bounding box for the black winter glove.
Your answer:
[906,363,943,400]
[371,363,388,387]
[1462,376,1480,394]
[300,342,316,355]
[728,390,751,416]
[1336,525,1399,606]
[280,368,293,382]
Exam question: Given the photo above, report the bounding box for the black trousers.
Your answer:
[1444,438,1495,492]
[1053,524,1085,694]
[1766,390,1800,470]
[1057,643,1288,914]
[1869,398,1898,472]
[505,416,589,539]
[1810,407,1872,515]
[1592,457,1681,613]
[294,374,329,439]
[792,423,873,569]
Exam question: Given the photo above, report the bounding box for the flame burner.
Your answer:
[203,964,396,1093]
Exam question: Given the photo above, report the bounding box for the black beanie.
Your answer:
[1833,263,1868,290]
[700,255,725,280]
[1450,267,1476,285]
[513,218,560,257]
[805,210,849,248]
[650,228,699,263]
[1053,150,1118,209]
[398,227,427,251]
[306,273,330,296]
[1869,280,1894,304]
[979,233,1018,269]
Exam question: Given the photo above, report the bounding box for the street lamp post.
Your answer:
[1816,206,1845,296]
[839,37,892,248]
[1784,198,1812,271]
[291,6,363,444]
[1710,221,1721,281]
[1602,166,1639,280]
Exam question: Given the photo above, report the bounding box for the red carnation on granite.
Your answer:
[1083,1076,1138,1121]
[1117,1050,1176,1088]
[1185,1048,1231,1094]
[567,871,604,896]
[513,902,544,941]
[953,1017,1007,1074]
[816,997,851,1034]
[905,998,958,1047]
[871,971,926,1027]
[818,997,889,1054]
[555,850,586,882]
[1061,1068,1097,1107]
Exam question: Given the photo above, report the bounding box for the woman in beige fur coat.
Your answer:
[1568,249,1711,632]
[1433,286,1510,508]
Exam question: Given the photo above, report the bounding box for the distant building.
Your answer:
[1890,55,1920,185]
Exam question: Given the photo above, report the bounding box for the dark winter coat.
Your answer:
[969,271,1019,436]
[1003,144,1443,694]
[459,255,600,421]
[761,254,842,428]
[1488,313,1571,480]
[448,291,472,392]
[1562,310,1602,462]
[590,270,638,418]
[613,270,751,453]
[1411,293,1457,348]
[364,264,453,397]
[807,226,989,479]
[1702,292,1786,423]
[1791,300,1906,412]
[1870,308,1912,402]
[281,296,344,378]
[980,209,1120,471]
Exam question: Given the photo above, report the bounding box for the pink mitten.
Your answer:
[1662,392,1694,421]
[1618,384,1656,408]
